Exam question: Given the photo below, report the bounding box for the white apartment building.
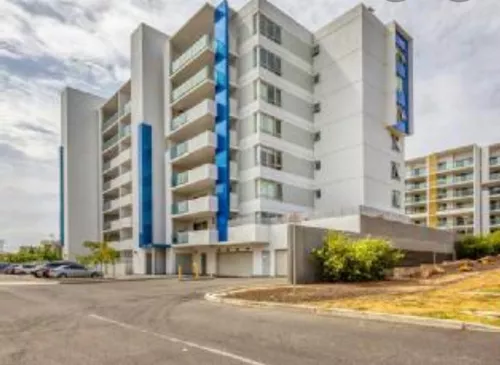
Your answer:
[60,0,413,276]
[405,143,500,236]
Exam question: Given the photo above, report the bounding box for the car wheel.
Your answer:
[90,273,99,278]
[58,273,68,278]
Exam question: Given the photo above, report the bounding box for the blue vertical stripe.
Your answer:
[59,146,64,246]
[138,123,153,248]
[394,31,410,135]
[214,0,230,242]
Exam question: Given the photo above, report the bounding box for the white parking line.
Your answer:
[88,313,268,365]
[0,281,58,286]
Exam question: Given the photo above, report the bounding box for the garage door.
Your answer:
[217,251,253,277]
[175,254,193,275]
[275,249,288,277]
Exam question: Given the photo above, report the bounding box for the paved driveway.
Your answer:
[0,278,499,365]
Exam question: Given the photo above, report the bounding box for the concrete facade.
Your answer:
[61,0,416,277]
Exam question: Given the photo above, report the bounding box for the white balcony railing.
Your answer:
[172,67,211,102]
[170,98,238,133]
[172,229,218,245]
[171,193,238,216]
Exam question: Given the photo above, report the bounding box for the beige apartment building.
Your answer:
[405,143,500,236]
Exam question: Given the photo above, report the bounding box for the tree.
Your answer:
[311,231,404,282]
[78,241,120,276]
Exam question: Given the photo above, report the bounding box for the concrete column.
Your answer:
[206,249,217,276]
[133,249,146,274]
[152,248,156,275]
[166,247,176,274]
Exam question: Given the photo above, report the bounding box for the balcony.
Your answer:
[436,205,474,216]
[103,149,131,173]
[171,193,238,219]
[171,34,238,79]
[406,183,427,192]
[437,175,473,187]
[171,66,238,111]
[490,156,500,166]
[118,193,133,207]
[171,162,238,194]
[103,171,132,192]
[490,173,500,181]
[437,159,473,173]
[405,197,426,205]
[490,219,500,227]
[172,229,218,246]
[120,216,132,229]
[168,99,239,141]
[103,198,121,212]
[102,101,131,131]
[170,130,238,168]
[102,125,131,152]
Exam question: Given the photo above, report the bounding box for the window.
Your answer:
[259,47,282,76]
[312,44,320,57]
[315,189,321,199]
[193,221,208,231]
[252,13,258,34]
[391,190,401,208]
[315,160,321,170]
[391,161,401,181]
[253,46,258,67]
[391,134,401,152]
[256,145,282,170]
[313,103,321,113]
[438,203,447,211]
[259,81,282,106]
[257,112,282,137]
[257,179,282,200]
[313,131,321,142]
[313,73,320,84]
[259,14,281,44]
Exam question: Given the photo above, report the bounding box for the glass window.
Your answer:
[259,81,282,106]
[259,14,281,44]
[258,112,281,137]
[391,134,401,152]
[257,179,283,200]
[312,44,320,57]
[256,145,282,170]
[252,13,258,34]
[391,161,401,180]
[391,190,401,208]
[259,47,281,76]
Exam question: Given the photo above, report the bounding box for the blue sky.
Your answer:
[1,0,499,249]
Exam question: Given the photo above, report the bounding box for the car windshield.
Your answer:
[23,264,36,268]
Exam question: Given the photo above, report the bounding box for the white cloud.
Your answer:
[0,0,499,249]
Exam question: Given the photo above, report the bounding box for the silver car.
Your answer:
[47,263,103,279]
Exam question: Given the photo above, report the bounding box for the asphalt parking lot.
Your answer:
[0,278,499,365]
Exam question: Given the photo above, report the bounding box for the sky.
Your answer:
[1,0,499,250]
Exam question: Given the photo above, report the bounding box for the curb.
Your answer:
[204,291,500,333]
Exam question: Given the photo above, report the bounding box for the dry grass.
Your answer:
[315,269,500,327]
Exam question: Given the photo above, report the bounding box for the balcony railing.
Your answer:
[170,141,188,159]
[172,171,189,187]
[407,183,427,191]
[437,159,473,172]
[172,66,210,102]
[491,219,500,226]
[171,35,211,74]
[407,169,426,177]
[490,173,500,181]
[405,197,426,204]
[102,134,120,150]
[102,101,131,131]
[172,201,189,215]
[490,156,500,166]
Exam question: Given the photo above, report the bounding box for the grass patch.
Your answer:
[317,269,500,327]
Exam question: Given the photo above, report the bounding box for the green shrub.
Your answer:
[455,233,500,260]
[311,231,404,282]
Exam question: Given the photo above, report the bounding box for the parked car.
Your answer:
[3,264,22,275]
[0,262,10,273]
[13,263,38,275]
[47,263,103,279]
[32,261,76,278]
